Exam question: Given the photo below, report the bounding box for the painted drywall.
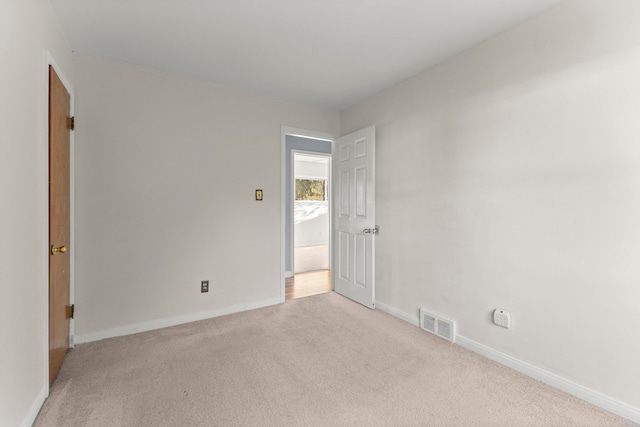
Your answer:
[294,157,330,180]
[295,206,329,248]
[0,0,74,426]
[73,54,339,340]
[341,0,640,411]
[284,136,332,274]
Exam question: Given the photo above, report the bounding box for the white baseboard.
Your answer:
[21,385,48,427]
[456,336,640,423]
[285,270,294,278]
[375,300,419,326]
[375,301,640,424]
[74,297,282,344]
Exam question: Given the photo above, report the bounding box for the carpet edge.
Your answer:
[74,297,282,344]
[376,300,639,424]
[457,335,640,424]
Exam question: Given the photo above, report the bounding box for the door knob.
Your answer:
[51,245,67,255]
[362,226,380,235]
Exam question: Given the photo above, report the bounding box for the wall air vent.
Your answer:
[419,308,456,343]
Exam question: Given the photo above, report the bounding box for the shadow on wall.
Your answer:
[294,201,327,223]
[295,201,328,248]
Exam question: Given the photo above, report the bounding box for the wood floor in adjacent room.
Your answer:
[285,270,331,300]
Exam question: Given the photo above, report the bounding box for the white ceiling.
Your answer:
[50,0,561,110]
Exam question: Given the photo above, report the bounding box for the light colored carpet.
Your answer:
[35,293,629,426]
[294,244,329,273]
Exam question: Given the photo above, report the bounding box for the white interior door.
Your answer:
[333,126,376,308]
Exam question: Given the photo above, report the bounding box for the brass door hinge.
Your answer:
[66,304,75,319]
[67,116,75,131]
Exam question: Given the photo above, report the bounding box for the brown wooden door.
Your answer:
[49,65,71,384]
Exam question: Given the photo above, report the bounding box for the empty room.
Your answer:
[2,0,640,425]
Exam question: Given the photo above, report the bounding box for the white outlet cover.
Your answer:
[493,309,511,328]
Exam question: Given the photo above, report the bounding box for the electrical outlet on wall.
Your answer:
[201,280,209,293]
[493,309,511,328]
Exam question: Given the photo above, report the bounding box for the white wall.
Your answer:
[294,203,329,247]
[342,0,640,414]
[0,0,73,426]
[295,158,329,180]
[73,54,339,340]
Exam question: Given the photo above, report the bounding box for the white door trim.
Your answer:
[44,51,75,392]
[280,127,334,303]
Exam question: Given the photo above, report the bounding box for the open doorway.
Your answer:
[293,153,330,274]
[286,153,332,300]
[281,126,376,306]
[282,130,333,300]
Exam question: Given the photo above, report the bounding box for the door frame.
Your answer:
[43,51,75,386]
[291,149,332,276]
[280,127,335,303]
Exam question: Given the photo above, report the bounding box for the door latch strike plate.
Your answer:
[66,304,75,319]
